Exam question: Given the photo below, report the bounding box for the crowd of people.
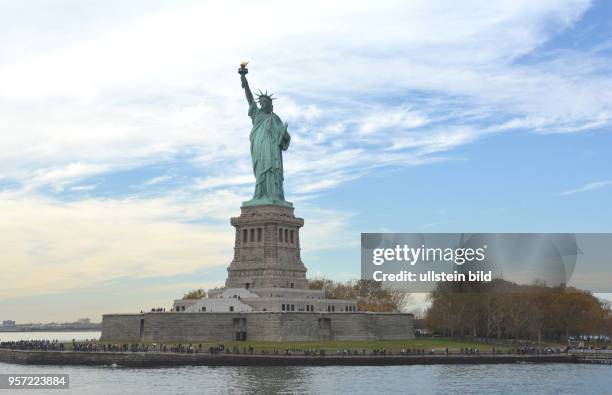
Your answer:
[0,340,65,351]
[139,307,166,313]
[0,339,571,356]
[509,346,568,355]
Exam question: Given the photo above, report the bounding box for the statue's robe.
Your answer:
[248,102,290,202]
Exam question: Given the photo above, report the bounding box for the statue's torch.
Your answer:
[239,60,249,88]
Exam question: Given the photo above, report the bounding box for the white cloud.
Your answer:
[389,127,481,154]
[294,172,362,194]
[195,175,253,191]
[27,162,111,191]
[558,181,612,196]
[143,175,172,186]
[0,194,222,299]
[358,107,430,136]
[70,184,97,192]
[0,191,354,299]
[299,207,357,251]
[0,0,605,196]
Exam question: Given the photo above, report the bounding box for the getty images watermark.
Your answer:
[371,243,489,282]
[361,233,612,292]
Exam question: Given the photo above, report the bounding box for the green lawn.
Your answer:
[97,338,511,352]
[215,338,506,352]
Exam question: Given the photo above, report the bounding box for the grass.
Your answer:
[214,339,506,352]
[96,338,512,352]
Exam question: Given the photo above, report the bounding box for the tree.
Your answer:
[182,288,207,300]
[425,279,607,342]
[426,283,466,338]
[309,278,410,312]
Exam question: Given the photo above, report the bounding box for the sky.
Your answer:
[0,0,611,323]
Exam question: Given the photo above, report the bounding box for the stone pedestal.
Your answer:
[225,204,307,289]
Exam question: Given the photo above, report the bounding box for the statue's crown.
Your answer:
[256,89,276,102]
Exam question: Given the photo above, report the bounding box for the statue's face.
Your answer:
[260,98,273,113]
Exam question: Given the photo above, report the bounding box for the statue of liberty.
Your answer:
[239,61,292,207]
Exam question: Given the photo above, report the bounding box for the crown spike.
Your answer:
[254,89,276,102]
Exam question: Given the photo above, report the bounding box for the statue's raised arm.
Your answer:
[238,61,254,107]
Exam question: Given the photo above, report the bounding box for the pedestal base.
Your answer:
[242,198,293,208]
[225,204,307,289]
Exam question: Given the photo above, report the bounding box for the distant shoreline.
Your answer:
[0,349,590,367]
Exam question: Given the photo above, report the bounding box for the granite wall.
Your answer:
[101,312,414,342]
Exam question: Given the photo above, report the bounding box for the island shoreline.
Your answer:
[0,349,584,367]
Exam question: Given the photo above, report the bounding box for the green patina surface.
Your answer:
[239,64,292,208]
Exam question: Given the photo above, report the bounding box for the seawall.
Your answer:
[0,349,578,367]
